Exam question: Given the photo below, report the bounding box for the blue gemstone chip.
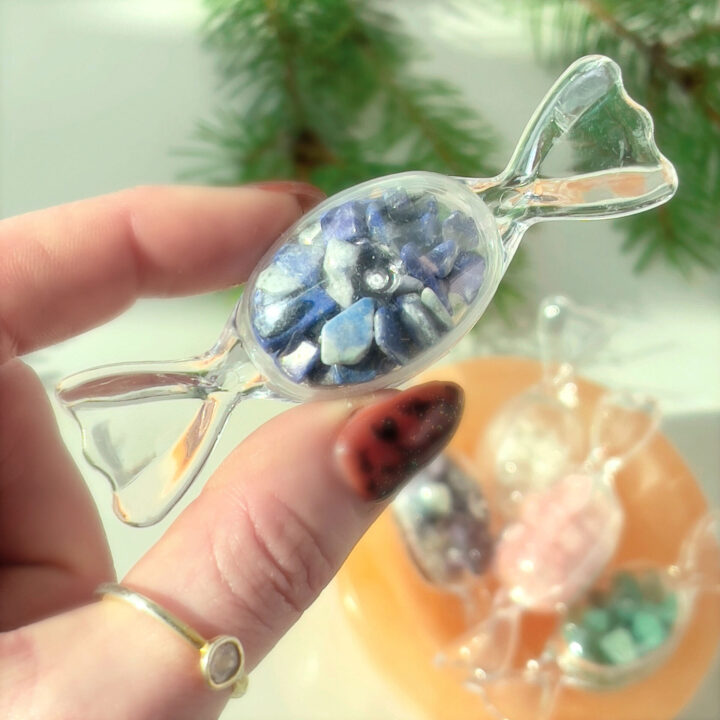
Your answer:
[253,287,339,354]
[320,297,376,366]
[321,201,367,243]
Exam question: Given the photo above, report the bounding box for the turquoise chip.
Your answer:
[599,628,640,666]
[583,608,612,635]
[631,610,667,652]
[613,596,639,624]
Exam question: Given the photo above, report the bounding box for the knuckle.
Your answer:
[210,490,334,626]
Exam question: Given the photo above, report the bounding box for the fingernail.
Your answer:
[335,382,464,502]
[247,180,326,213]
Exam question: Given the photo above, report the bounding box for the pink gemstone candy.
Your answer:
[494,474,623,611]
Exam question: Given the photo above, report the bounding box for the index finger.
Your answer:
[0,183,324,363]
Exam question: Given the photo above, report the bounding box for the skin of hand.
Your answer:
[0,184,464,720]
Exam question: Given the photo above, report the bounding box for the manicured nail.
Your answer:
[247,180,326,213]
[335,382,464,502]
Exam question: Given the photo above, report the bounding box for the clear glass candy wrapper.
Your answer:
[484,295,612,518]
[56,55,678,526]
[392,453,494,615]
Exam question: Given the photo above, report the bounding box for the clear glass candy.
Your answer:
[56,55,678,526]
[484,295,612,518]
[556,511,720,688]
[392,453,493,614]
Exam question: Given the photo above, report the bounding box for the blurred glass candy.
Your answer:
[393,454,493,611]
[439,391,661,677]
[484,295,612,517]
[56,56,677,526]
[468,511,720,720]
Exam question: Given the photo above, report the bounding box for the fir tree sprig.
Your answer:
[182,0,523,310]
[185,0,499,186]
[522,0,720,273]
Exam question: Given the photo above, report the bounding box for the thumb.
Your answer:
[2,381,463,720]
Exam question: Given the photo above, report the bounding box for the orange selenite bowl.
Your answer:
[338,358,719,720]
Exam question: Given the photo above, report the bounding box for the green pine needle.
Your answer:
[182,0,523,311]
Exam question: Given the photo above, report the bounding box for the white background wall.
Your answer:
[1,1,718,718]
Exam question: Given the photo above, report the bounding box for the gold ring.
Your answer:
[96,582,248,698]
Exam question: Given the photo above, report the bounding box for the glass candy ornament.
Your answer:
[56,55,677,526]
[484,295,611,518]
[464,511,720,720]
[438,391,661,677]
[393,453,493,614]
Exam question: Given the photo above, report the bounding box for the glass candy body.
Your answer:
[241,176,502,399]
[392,453,494,595]
[57,55,678,525]
[494,391,660,611]
[554,511,720,691]
[495,472,623,610]
[555,568,688,689]
[484,295,612,518]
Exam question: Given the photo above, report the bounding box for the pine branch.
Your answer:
[183,0,522,310]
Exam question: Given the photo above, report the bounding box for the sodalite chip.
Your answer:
[279,340,320,382]
[383,188,417,223]
[442,210,480,250]
[400,243,449,307]
[255,244,325,297]
[320,297,376,365]
[323,236,360,308]
[397,294,441,348]
[330,362,377,384]
[414,197,441,249]
[421,287,454,329]
[321,201,367,243]
[254,264,306,297]
[392,274,424,295]
[366,201,407,248]
[426,239,459,278]
[296,222,323,246]
[448,251,486,304]
[374,305,416,365]
[365,200,386,241]
[252,291,305,338]
[255,287,338,354]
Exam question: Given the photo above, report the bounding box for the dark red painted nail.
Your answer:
[335,382,464,502]
[247,180,326,213]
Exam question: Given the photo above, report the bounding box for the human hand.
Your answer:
[0,185,464,720]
